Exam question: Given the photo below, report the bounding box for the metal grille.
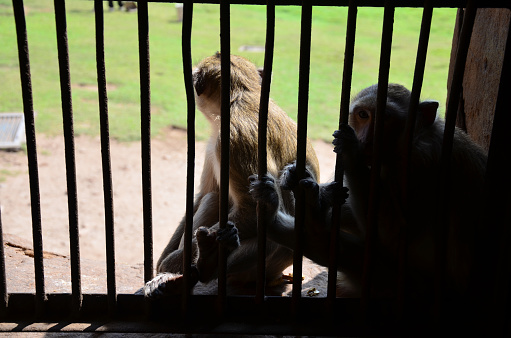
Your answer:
[1,0,511,335]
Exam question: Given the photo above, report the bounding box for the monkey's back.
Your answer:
[197,53,319,211]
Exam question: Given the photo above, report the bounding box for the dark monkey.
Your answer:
[250,83,487,298]
[142,53,320,297]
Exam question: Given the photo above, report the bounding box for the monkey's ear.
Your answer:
[257,68,264,84]
[194,70,206,96]
[418,100,439,127]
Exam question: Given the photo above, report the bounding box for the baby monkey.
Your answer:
[142,53,320,297]
[251,83,487,298]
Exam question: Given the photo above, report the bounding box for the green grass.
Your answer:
[0,1,456,141]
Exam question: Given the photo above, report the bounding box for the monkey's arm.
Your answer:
[156,157,220,272]
[333,124,370,231]
[249,173,361,274]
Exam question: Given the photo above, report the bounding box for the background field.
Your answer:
[0,1,457,141]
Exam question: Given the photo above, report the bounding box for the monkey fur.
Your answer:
[143,53,320,297]
[250,83,487,299]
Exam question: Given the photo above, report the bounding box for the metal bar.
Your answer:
[255,0,275,305]
[53,0,82,315]
[96,0,509,9]
[181,0,195,315]
[94,0,117,316]
[329,0,357,305]
[2,293,363,335]
[218,0,231,313]
[434,0,476,313]
[361,1,395,322]
[0,208,7,312]
[292,0,313,311]
[12,0,46,316]
[137,0,153,284]
[397,0,433,319]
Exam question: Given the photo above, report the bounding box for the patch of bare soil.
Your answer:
[0,128,338,294]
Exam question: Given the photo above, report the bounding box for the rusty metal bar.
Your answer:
[137,0,154,284]
[181,0,195,314]
[292,0,313,311]
[361,1,395,321]
[12,0,46,316]
[218,0,231,312]
[434,0,476,313]
[1,293,362,335]
[94,0,117,316]
[329,0,357,304]
[0,209,6,312]
[396,0,433,320]
[53,0,82,314]
[255,0,275,304]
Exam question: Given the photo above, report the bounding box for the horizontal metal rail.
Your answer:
[115,0,510,8]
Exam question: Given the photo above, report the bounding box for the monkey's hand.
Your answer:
[137,268,199,299]
[280,162,316,193]
[333,124,359,158]
[320,181,349,207]
[300,180,348,210]
[298,178,320,208]
[249,174,280,217]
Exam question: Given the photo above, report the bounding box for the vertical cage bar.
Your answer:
[53,0,82,314]
[292,0,313,310]
[218,0,231,311]
[435,0,476,312]
[329,0,357,304]
[361,2,395,320]
[0,209,7,312]
[181,0,195,314]
[94,0,117,316]
[397,0,433,318]
[137,0,153,284]
[12,0,46,315]
[255,0,275,304]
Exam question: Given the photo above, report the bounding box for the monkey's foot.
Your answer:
[137,268,199,299]
[249,174,280,212]
[196,222,239,283]
[217,221,240,251]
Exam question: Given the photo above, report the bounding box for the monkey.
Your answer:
[250,83,487,300]
[141,52,320,297]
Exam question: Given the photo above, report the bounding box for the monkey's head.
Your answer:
[349,83,439,164]
[193,52,263,122]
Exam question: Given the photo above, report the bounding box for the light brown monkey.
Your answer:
[250,83,487,299]
[143,53,320,297]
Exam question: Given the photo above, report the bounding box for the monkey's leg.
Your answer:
[223,238,293,284]
[196,221,240,283]
[157,192,219,274]
[138,267,199,299]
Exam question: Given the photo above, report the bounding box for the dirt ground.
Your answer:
[0,128,337,268]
